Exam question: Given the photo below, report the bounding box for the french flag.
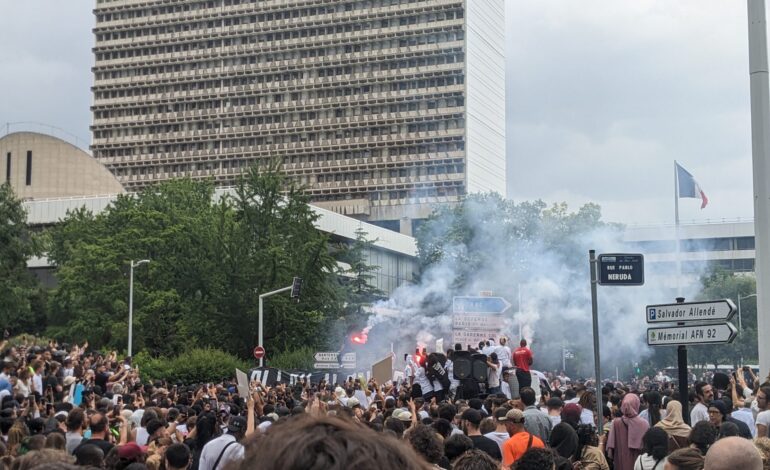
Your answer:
[676,162,708,209]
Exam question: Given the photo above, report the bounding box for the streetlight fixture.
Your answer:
[257,277,302,368]
[128,259,150,357]
[738,293,757,335]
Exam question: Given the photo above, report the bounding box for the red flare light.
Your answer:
[351,331,368,345]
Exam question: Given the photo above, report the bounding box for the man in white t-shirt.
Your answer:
[414,364,434,400]
[198,417,246,470]
[755,386,770,438]
[691,381,713,425]
[403,355,414,386]
[494,337,512,368]
[445,351,460,398]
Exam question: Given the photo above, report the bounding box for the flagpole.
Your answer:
[674,161,681,296]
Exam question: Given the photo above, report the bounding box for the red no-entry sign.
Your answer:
[253,346,265,360]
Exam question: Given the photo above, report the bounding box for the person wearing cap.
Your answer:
[708,399,752,439]
[484,407,512,454]
[460,408,501,460]
[197,416,246,470]
[501,408,544,468]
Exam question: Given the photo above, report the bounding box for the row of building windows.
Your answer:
[630,237,756,253]
[652,258,756,274]
[97,138,463,159]
[312,185,465,203]
[97,33,460,70]
[95,115,463,140]
[96,1,428,22]
[96,3,462,38]
[95,118,463,149]
[314,164,464,183]
[93,73,463,104]
[95,51,463,84]
[111,160,463,180]
[96,10,463,44]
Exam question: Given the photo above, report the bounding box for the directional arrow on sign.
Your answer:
[647,322,738,346]
[453,296,511,314]
[645,299,736,324]
[314,352,339,362]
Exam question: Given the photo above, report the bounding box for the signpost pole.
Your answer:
[589,250,603,434]
[675,296,690,425]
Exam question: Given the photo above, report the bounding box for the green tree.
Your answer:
[0,183,46,335]
[46,165,345,359]
[337,228,384,319]
[691,270,757,367]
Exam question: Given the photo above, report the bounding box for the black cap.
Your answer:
[228,416,247,433]
[461,408,482,426]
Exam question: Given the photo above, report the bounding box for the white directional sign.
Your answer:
[314,352,339,362]
[647,322,738,346]
[453,296,511,314]
[646,300,737,324]
[340,353,356,363]
[313,352,356,370]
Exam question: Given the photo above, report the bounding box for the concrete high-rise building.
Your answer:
[91,0,505,233]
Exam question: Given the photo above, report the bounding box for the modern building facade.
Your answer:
[24,188,418,294]
[1,132,125,199]
[623,221,756,288]
[91,0,506,233]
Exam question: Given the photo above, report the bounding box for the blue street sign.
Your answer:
[598,253,645,286]
[452,296,512,314]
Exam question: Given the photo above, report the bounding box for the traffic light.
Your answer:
[290,277,303,300]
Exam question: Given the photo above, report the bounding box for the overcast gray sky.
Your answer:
[0,1,757,225]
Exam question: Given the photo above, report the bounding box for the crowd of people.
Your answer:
[0,336,769,470]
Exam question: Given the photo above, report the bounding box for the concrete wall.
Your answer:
[1,132,124,199]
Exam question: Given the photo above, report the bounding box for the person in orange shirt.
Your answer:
[501,408,544,468]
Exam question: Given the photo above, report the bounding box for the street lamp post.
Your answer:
[257,277,303,368]
[738,293,758,335]
[128,259,150,357]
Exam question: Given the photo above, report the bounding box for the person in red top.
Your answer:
[501,408,544,469]
[513,339,533,390]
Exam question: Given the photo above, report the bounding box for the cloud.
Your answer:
[506,0,754,224]
[0,0,757,225]
[0,1,93,146]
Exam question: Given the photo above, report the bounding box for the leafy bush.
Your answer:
[133,348,250,385]
[267,346,314,371]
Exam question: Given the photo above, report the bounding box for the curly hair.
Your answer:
[753,437,770,470]
[514,448,555,470]
[667,447,704,470]
[406,424,444,464]
[689,421,716,455]
[235,414,433,470]
[453,449,499,470]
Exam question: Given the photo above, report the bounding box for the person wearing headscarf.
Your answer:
[655,400,691,452]
[553,405,610,470]
[607,393,650,470]
[551,421,579,461]
[561,403,582,430]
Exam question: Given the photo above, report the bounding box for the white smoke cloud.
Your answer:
[358,198,710,379]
